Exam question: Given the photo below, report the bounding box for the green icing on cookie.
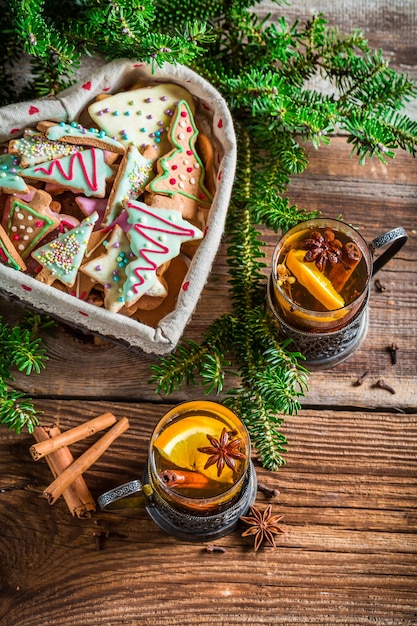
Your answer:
[147,100,212,207]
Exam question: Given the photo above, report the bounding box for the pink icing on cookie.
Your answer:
[123,199,203,305]
[23,148,113,197]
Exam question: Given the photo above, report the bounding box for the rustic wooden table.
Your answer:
[1,2,416,625]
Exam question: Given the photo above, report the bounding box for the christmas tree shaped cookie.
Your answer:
[103,145,154,227]
[80,225,132,313]
[8,128,84,167]
[146,100,213,215]
[22,148,114,197]
[123,199,203,307]
[0,224,27,271]
[33,212,99,287]
[3,188,60,259]
[38,120,125,155]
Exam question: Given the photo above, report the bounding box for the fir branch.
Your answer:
[0,381,39,435]
[0,315,51,434]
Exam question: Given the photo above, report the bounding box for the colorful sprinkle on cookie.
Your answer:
[147,100,213,209]
[22,148,114,197]
[33,212,99,287]
[9,129,84,168]
[80,224,132,312]
[123,199,203,306]
[88,83,195,159]
[38,120,125,155]
[103,145,154,227]
[3,188,60,259]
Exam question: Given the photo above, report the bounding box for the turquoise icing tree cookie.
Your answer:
[124,199,203,307]
[22,148,114,197]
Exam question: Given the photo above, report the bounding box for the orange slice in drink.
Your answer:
[154,415,234,484]
[286,248,345,311]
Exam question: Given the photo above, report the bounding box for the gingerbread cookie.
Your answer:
[0,224,27,271]
[80,224,132,313]
[37,121,125,155]
[2,187,61,259]
[134,254,189,327]
[32,212,99,287]
[103,144,154,227]
[123,199,203,307]
[21,148,114,197]
[146,100,213,222]
[0,153,29,194]
[88,83,195,160]
[8,128,84,168]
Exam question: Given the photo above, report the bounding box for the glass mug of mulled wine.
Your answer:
[97,401,257,541]
[267,218,408,369]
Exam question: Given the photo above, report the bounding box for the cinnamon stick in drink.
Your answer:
[43,417,130,505]
[30,412,117,460]
[33,425,96,518]
[329,241,362,293]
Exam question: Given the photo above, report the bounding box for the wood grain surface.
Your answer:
[1,2,416,625]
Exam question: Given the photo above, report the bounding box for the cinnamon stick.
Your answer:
[329,241,363,293]
[30,412,117,460]
[43,417,130,505]
[33,425,96,518]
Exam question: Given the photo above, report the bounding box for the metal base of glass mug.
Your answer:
[266,276,369,370]
[143,460,258,542]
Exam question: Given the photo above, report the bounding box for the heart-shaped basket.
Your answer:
[0,60,236,354]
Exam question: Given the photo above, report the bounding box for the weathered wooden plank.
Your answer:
[1,400,416,625]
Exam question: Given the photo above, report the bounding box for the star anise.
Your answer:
[299,228,342,272]
[197,428,245,477]
[240,505,284,552]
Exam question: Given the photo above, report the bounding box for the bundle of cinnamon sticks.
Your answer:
[30,412,130,518]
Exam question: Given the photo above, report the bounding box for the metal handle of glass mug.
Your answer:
[369,227,408,276]
[97,479,153,511]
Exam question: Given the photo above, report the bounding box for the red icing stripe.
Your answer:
[29,106,39,115]
[34,149,99,192]
[128,202,196,293]
[21,284,32,291]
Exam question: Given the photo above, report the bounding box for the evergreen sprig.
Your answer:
[0,2,416,465]
[0,314,51,434]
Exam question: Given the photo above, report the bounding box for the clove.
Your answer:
[388,342,398,365]
[374,379,396,395]
[93,530,109,551]
[374,278,386,292]
[205,543,227,554]
[257,482,280,498]
[354,370,370,386]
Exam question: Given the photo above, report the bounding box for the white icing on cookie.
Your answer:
[88,84,195,159]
